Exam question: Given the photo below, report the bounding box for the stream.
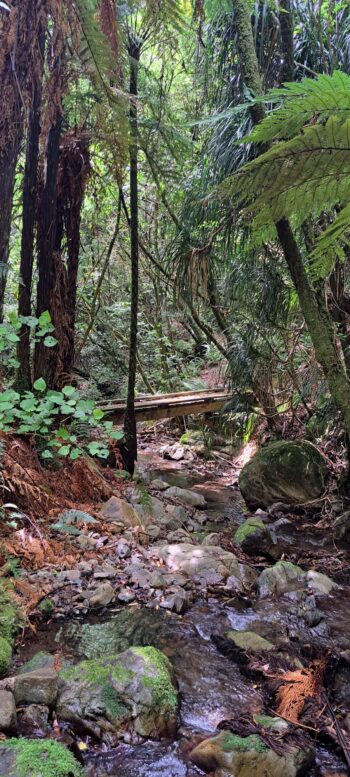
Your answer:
[13,450,350,776]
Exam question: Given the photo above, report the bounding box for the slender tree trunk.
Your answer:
[123,43,141,475]
[33,111,62,385]
[279,0,294,82]
[233,0,350,450]
[0,138,20,321]
[16,27,45,391]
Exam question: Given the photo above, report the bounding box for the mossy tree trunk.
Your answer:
[232,0,350,457]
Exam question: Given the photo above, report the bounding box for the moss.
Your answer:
[1,738,83,777]
[219,732,268,754]
[101,686,129,720]
[235,518,265,544]
[0,636,12,676]
[19,651,55,674]
[254,713,288,732]
[131,647,178,712]
[37,598,54,616]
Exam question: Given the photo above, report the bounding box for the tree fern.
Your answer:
[246,71,350,144]
[220,72,350,277]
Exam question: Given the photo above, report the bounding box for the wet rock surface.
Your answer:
[5,452,350,777]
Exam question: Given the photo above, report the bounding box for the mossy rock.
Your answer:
[0,738,83,777]
[258,560,305,597]
[239,440,328,509]
[18,652,56,675]
[57,645,178,741]
[234,518,280,559]
[227,630,275,653]
[189,730,314,776]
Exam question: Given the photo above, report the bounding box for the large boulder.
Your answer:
[189,730,313,776]
[0,739,83,777]
[57,646,178,741]
[239,441,328,509]
[148,543,257,591]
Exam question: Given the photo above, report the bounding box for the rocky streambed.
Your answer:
[0,448,349,776]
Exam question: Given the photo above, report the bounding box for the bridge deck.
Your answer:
[100,388,230,423]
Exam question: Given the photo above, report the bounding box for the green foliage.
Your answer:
[223,72,350,277]
[1,739,83,777]
[52,509,99,536]
[0,636,12,676]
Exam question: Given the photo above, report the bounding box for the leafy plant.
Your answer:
[52,509,99,536]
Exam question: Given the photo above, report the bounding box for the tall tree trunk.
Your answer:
[33,111,62,385]
[123,43,141,475]
[16,27,45,391]
[279,0,294,82]
[0,138,20,321]
[233,0,350,450]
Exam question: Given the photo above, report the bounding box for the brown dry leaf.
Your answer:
[275,658,326,723]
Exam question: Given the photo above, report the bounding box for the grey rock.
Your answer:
[57,569,81,583]
[17,704,50,737]
[56,646,178,741]
[118,588,135,603]
[163,443,186,461]
[150,478,171,491]
[160,589,189,614]
[163,486,207,509]
[100,496,144,528]
[306,570,336,595]
[146,524,161,540]
[0,690,16,731]
[149,543,257,591]
[227,630,275,653]
[334,510,350,546]
[93,564,117,579]
[202,533,221,546]
[115,539,132,558]
[78,561,93,575]
[87,582,114,607]
[258,561,305,597]
[13,668,58,706]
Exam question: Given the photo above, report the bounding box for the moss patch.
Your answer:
[0,579,21,644]
[131,647,178,712]
[235,518,265,544]
[0,636,12,676]
[1,738,83,777]
[60,657,133,721]
[37,598,54,616]
[219,732,268,754]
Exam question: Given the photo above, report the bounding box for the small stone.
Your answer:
[118,588,135,603]
[163,443,186,461]
[0,690,16,731]
[77,561,93,575]
[57,569,81,583]
[146,524,161,540]
[150,478,171,491]
[115,539,131,558]
[160,589,188,613]
[87,582,114,607]
[148,571,167,589]
[76,534,98,549]
[227,629,275,653]
[93,564,117,579]
[334,511,350,546]
[202,532,221,546]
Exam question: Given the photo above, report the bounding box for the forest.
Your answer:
[1,0,350,775]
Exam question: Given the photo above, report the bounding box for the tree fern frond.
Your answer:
[310,204,350,278]
[246,71,350,144]
[226,117,350,230]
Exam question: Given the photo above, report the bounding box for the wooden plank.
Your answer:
[104,395,228,423]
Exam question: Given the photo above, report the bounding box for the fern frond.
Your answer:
[73,0,124,101]
[247,71,350,144]
[227,117,350,230]
[310,203,350,278]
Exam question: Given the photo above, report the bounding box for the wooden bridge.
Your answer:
[100,388,230,423]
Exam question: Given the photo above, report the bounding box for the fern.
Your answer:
[246,71,350,144]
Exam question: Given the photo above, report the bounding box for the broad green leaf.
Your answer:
[33,377,46,392]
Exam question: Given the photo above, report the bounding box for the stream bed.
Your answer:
[12,451,350,776]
